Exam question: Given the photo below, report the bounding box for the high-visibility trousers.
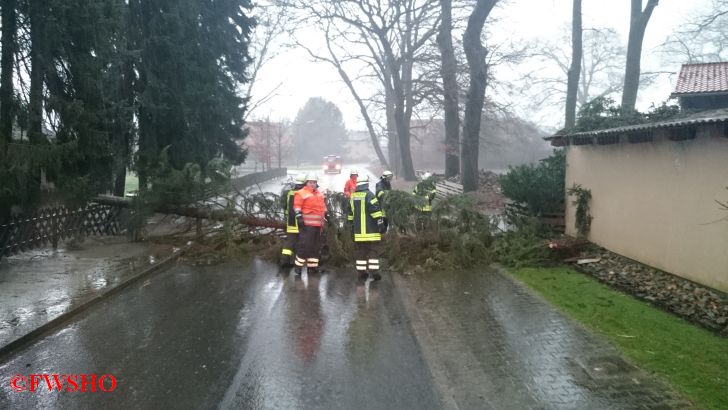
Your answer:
[295,226,323,268]
[353,241,382,273]
[281,233,299,258]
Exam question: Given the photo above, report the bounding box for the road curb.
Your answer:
[0,248,184,361]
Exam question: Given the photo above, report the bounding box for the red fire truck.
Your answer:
[322,155,342,174]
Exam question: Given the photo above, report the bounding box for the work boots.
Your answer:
[371,272,382,281]
[294,266,302,275]
[357,270,369,280]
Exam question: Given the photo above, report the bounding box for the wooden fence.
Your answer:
[0,167,289,259]
[434,180,464,198]
[0,203,122,259]
[505,202,565,232]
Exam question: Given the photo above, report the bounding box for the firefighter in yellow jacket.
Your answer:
[375,170,393,232]
[279,174,306,268]
[413,172,436,212]
[348,175,386,280]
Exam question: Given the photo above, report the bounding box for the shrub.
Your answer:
[567,184,592,238]
[499,150,565,216]
[561,96,680,134]
[492,219,555,268]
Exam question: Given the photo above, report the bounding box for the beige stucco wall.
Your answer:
[565,126,728,292]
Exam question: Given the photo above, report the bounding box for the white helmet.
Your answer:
[305,173,318,182]
[382,170,393,179]
[422,172,432,180]
[350,169,359,176]
[356,174,370,185]
[294,173,306,185]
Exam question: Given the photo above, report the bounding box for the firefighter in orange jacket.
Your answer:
[342,169,358,216]
[348,175,386,281]
[293,174,327,274]
[279,174,306,268]
[343,169,358,198]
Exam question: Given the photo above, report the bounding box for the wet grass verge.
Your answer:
[510,266,728,410]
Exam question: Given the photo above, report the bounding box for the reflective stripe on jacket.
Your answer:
[293,185,326,227]
[375,179,391,216]
[284,189,299,233]
[413,183,435,212]
[375,179,391,199]
[349,188,383,242]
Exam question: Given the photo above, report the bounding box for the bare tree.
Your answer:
[662,0,728,63]
[292,0,441,181]
[243,1,292,120]
[246,117,293,170]
[272,120,292,169]
[295,26,389,168]
[565,0,582,128]
[461,0,498,192]
[437,0,460,177]
[577,30,628,107]
[621,0,659,111]
[523,27,626,128]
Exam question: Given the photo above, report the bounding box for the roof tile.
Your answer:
[673,62,728,95]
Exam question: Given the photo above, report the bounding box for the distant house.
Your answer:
[342,130,380,163]
[547,63,728,292]
[671,62,728,110]
[243,120,290,170]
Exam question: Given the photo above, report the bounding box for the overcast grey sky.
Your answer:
[250,0,708,130]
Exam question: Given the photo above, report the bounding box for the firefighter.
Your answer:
[344,169,358,198]
[279,174,306,268]
[342,169,358,216]
[348,174,386,281]
[293,173,327,275]
[375,170,393,231]
[413,172,436,212]
[375,170,393,199]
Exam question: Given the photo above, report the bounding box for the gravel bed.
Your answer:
[574,246,728,337]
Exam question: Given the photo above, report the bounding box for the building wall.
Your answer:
[565,125,728,292]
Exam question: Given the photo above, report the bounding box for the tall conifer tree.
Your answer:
[133,0,254,188]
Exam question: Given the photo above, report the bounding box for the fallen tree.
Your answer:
[94,194,285,230]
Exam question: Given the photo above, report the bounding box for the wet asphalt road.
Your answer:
[249,164,377,198]
[0,259,440,409]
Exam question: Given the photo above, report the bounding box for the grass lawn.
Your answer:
[510,267,728,410]
[124,173,139,195]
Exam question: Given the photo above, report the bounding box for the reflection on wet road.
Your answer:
[0,238,172,349]
[0,259,440,409]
